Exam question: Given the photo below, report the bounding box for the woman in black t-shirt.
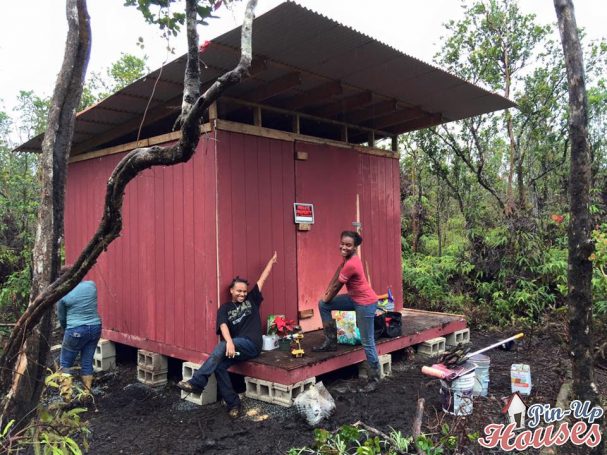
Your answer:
[178,252,277,418]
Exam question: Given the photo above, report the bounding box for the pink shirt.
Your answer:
[338,255,378,305]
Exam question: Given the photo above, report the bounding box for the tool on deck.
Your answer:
[421,333,524,381]
[290,333,305,358]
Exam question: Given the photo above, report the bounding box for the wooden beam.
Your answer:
[208,101,218,121]
[253,106,262,126]
[69,124,213,163]
[341,125,348,142]
[215,119,397,159]
[245,72,301,103]
[346,100,397,124]
[282,81,342,110]
[222,96,394,138]
[365,107,426,130]
[387,113,443,134]
[391,136,398,152]
[311,91,373,118]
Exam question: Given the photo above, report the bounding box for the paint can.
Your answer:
[470,354,490,397]
[440,364,475,416]
[262,334,278,351]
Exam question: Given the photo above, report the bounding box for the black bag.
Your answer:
[374,312,386,339]
[384,311,402,338]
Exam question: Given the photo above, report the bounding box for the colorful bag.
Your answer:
[334,310,361,345]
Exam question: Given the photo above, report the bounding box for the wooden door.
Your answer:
[295,141,359,331]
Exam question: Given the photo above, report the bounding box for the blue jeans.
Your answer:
[319,296,379,370]
[189,337,260,408]
[60,324,102,376]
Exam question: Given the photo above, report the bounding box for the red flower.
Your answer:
[271,316,297,336]
[551,214,564,224]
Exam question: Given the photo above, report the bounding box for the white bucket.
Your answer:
[440,367,475,416]
[470,354,490,397]
[262,334,279,351]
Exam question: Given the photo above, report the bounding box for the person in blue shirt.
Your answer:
[178,252,277,419]
[56,267,102,401]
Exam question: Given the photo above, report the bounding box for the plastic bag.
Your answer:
[294,381,335,426]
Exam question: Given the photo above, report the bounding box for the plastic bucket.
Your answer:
[440,368,475,416]
[262,335,278,351]
[470,354,490,397]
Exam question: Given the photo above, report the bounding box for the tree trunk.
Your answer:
[553,0,603,452]
[1,0,91,429]
[0,0,257,427]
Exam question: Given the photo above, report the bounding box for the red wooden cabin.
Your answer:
[18,3,513,380]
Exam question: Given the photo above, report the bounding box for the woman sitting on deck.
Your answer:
[178,252,277,418]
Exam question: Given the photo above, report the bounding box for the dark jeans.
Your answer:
[60,324,102,376]
[319,295,379,370]
[189,337,259,408]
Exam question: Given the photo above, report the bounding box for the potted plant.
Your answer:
[269,316,298,351]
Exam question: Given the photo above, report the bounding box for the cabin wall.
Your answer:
[358,153,403,307]
[65,135,219,359]
[64,127,403,360]
[216,131,299,326]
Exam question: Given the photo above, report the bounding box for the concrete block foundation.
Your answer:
[245,376,316,407]
[180,361,217,406]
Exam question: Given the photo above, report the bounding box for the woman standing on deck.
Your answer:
[312,231,381,392]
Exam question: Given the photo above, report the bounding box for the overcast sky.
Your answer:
[1,1,606,114]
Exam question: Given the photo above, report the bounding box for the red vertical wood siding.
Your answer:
[65,135,219,358]
[358,153,403,309]
[294,141,359,331]
[216,131,298,329]
[64,128,402,359]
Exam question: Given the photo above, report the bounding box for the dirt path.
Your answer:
[82,330,606,454]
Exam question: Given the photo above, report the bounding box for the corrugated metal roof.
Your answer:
[15,1,514,154]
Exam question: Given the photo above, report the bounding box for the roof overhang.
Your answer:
[15,1,515,155]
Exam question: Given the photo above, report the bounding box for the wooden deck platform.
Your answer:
[229,308,467,384]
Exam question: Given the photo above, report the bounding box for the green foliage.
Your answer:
[80,53,149,109]
[0,110,38,320]
[123,0,226,37]
[287,424,412,455]
[0,371,91,454]
[592,224,607,314]
[0,266,31,319]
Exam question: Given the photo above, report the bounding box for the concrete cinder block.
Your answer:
[93,356,116,372]
[359,354,392,379]
[94,338,116,360]
[271,377,316,407]
[181,361,217,406]
[137,366,167,386]
[137,349,168,372]
[245,376,316,407]
[445,329,471,347]
[244,377,274,403]
[417,337,446,358]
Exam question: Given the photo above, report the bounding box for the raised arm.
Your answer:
[257,251,277,290]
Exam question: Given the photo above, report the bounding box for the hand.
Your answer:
[225,341,237,358]
[270,251,277,265]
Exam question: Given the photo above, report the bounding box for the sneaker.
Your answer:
[227,405,241,419]
[177,380,203,394]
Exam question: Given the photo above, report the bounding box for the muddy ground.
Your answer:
[78,328,606,454]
